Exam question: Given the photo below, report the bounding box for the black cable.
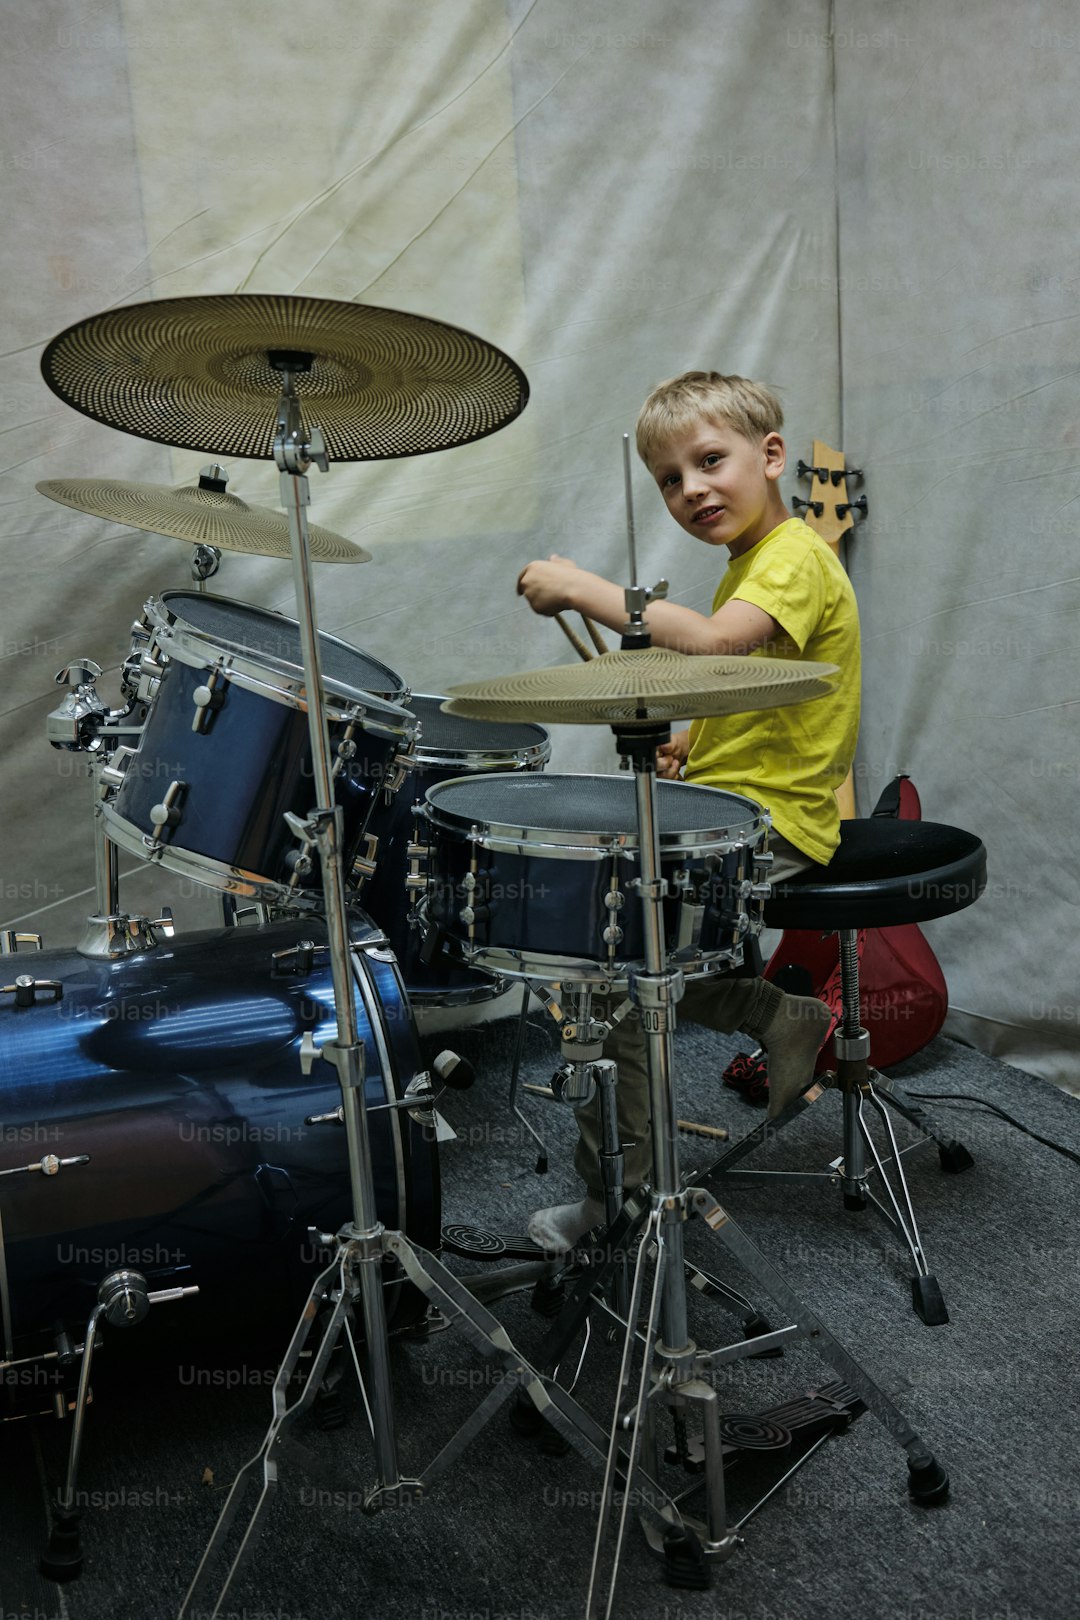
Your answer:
[904,1091,1080,1169]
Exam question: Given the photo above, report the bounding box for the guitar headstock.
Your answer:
[793,440,865,821]
[793,440,865,556]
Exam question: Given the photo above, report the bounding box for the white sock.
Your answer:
[528,1196,605,1254]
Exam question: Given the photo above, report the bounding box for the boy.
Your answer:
[516,372,860,1252]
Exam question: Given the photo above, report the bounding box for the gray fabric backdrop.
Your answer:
[1,0,1075,1087]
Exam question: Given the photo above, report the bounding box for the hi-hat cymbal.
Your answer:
[443,647,837,725]
[39,294,529,461]
[36,478,370,563]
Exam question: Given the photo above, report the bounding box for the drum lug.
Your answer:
[350,832,380,886]
[329,717,359,793]
[1,974,64,1008]
[335,734,358,782]
[0,932,43,954]
[138,651,166,690]
[405,815,430,896]
[602,864,625,966]
[191,663,227,733]
[384,741,417,803]
[148,780,186,841]
[457,867,491,933]
[603,883,625,955]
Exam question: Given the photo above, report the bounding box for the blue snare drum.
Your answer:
[0,913,439,1368]
[102,591,416,907]
[422,772,770,986]
[359,696,550,1003]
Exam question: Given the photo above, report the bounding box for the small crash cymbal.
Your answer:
[39,293,528,461]
[443,647,837,726]
[35,477,369,562]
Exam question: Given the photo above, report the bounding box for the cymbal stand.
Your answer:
[269,358,400,1464]
[580,583,949,1618]
[181,366,669,1620]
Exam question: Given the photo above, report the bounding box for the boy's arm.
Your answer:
[517,555,777,656]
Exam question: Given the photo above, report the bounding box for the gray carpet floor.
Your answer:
[3,1005,1078,1620]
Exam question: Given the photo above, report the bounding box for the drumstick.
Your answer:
[582,615,609,655]
[677,1119,730,1142]
[554,613,593,662]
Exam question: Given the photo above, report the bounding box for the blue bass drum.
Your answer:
[0,914,439,1375]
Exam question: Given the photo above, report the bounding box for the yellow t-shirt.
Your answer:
[684,516,860,865]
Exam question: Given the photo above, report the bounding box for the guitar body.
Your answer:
[764,776,948,1072]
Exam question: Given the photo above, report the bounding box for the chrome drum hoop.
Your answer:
[139,589,412,719]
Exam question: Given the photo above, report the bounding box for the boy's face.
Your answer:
[648,419,786,558]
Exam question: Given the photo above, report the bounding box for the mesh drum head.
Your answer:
[426,772,763,841]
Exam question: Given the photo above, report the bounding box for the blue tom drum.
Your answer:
[422,772,770,986]
[101,591,416,907]
[358,696,550,1003]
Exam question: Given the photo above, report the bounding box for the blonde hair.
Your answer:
[635,371,784,467]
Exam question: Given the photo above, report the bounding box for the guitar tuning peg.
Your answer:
[796,459,830,482]
[793,496,824,518]
[835,495,868,519]
[834,465,864,485]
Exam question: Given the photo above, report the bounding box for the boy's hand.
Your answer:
[516,554,581,616]
[656,731,690,779]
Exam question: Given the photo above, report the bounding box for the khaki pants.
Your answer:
[572,833,814,1197]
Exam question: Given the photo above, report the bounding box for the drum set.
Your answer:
[0,292,949,1615]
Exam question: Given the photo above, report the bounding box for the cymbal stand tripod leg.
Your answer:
[178,1250,357,1619]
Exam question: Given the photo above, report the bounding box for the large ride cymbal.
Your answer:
[35,478,369,563]
[40,293,529,461]
[443,647,838,726]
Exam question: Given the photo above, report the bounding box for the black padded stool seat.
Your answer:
[764,818,987,933]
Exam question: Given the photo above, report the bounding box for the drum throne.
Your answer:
[701,815,987,1324]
